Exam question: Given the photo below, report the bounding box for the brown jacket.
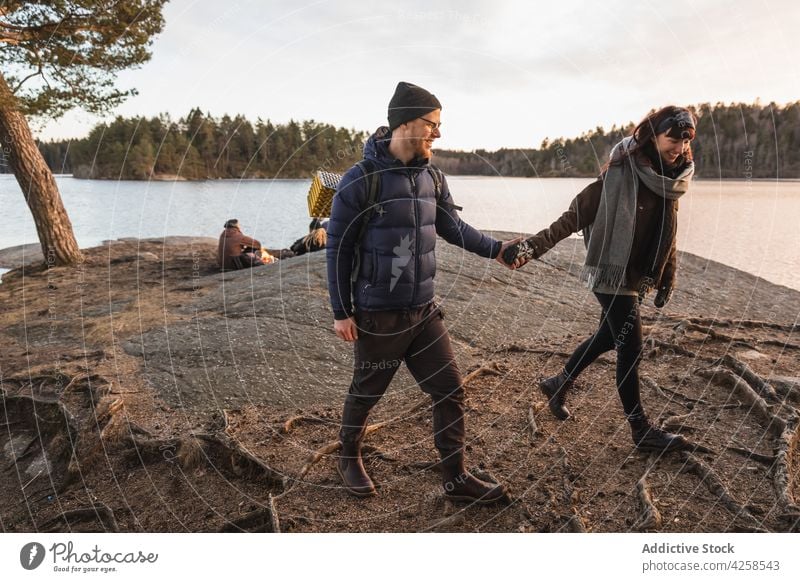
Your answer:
[217,227,261,270]
[527,178,678,292]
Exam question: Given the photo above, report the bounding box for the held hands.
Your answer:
[496,237,530,270]
[334,316,359,342]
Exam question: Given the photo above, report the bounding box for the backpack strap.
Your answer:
[429,165,462,211]
[350,159,380,285]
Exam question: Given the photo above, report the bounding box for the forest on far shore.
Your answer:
[4,101,798,180]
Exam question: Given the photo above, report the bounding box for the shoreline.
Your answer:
[3,235,800,294]
[4,174,797,182]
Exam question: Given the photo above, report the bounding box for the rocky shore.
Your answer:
[1,234,798,532]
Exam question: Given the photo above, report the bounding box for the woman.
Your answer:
[289,227,327,256]
[508,106,696,452]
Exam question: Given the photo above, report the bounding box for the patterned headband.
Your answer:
[655,110,696,135]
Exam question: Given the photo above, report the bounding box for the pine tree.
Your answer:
[0,0,167,266]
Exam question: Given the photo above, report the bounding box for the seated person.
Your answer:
[217,219,264,271]
[289,227,327,256]
[308,218,329,232]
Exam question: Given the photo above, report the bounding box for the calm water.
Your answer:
[1,175,798,291]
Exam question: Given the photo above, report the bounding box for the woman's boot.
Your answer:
[539,369,574,420]
[628,412,688,452]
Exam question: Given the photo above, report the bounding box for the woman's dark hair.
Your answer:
[604,106,697,172]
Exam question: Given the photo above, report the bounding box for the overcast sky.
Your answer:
[36,0,800,151]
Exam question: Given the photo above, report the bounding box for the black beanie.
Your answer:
[387,82,442,130]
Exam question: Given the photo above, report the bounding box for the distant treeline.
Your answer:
[434,102,800,179]
[3,101,798,180]
[26,109,369,180]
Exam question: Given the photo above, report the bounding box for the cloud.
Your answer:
[37,0,800,150]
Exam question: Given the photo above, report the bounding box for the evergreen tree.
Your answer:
[0,0,167,266]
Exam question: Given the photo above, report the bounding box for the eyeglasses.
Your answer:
[419,116,442,131]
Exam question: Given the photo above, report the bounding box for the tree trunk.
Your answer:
[0,74,83,267]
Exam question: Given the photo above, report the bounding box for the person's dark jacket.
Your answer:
[326,127,502,319]
[524,176,679,293]
[290,229,327,256]
[217,226,261,271]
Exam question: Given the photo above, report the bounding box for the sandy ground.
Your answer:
[1,234,799,532]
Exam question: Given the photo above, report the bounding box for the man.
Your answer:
[216,219,263,271]
[326,81,522,503]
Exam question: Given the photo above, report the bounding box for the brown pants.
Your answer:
[339,302,465,455]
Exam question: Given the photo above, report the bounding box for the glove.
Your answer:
[654,285,673,308]
[502,238,536,265]
[637,276,656,305]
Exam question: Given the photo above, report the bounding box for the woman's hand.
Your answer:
[654,285,673,308]
[496,237,530,270]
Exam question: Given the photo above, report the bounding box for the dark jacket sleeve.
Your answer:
[435,175,502,259]
[658,245,678,289]
[657,201,679,289]
[326,166,367,320]
[526,179,603,259]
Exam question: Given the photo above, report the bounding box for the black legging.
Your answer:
[563,293,644,417]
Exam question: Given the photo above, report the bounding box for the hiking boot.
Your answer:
[440,450,507,504]
[628,413,689,452]
[539,369,574,420]
[337,441,376,497]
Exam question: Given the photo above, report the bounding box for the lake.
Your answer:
[1,175,798,291]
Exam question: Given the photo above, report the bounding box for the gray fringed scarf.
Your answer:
[581,136,694,290]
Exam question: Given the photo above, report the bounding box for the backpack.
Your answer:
[349,159,461,285]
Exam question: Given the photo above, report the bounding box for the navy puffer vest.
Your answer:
[326,127,501,318]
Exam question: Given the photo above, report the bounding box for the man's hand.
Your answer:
[334,317,359,342]
[496,237,529,270]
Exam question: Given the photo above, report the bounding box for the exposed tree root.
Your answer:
[119,428,286,490]
[491,343,573,359]
[527,406,539,443]
[360,444,406,464]
[644,338,698,359]
[279,402,434,497]
[41,503,119,533]
[770,377,800,404]
[771,414,799,521]
[641,375,671,400]
[634,454,662,531]
[462,362,503,386]
[280,415,327,435]
[674,320,756,347]
[660,412,695,432]
[680,452,766,531]
[760,338,800,351]
[698,368,786,436]
[197,433,287,488]
[669,317,798,333]
[717,354,780,403]
[285,441,341,493]
[219,494,280,533]
[725,445,775,467]
[556,446,586,531]
[642,375,708,406]
[0,391,79,494]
